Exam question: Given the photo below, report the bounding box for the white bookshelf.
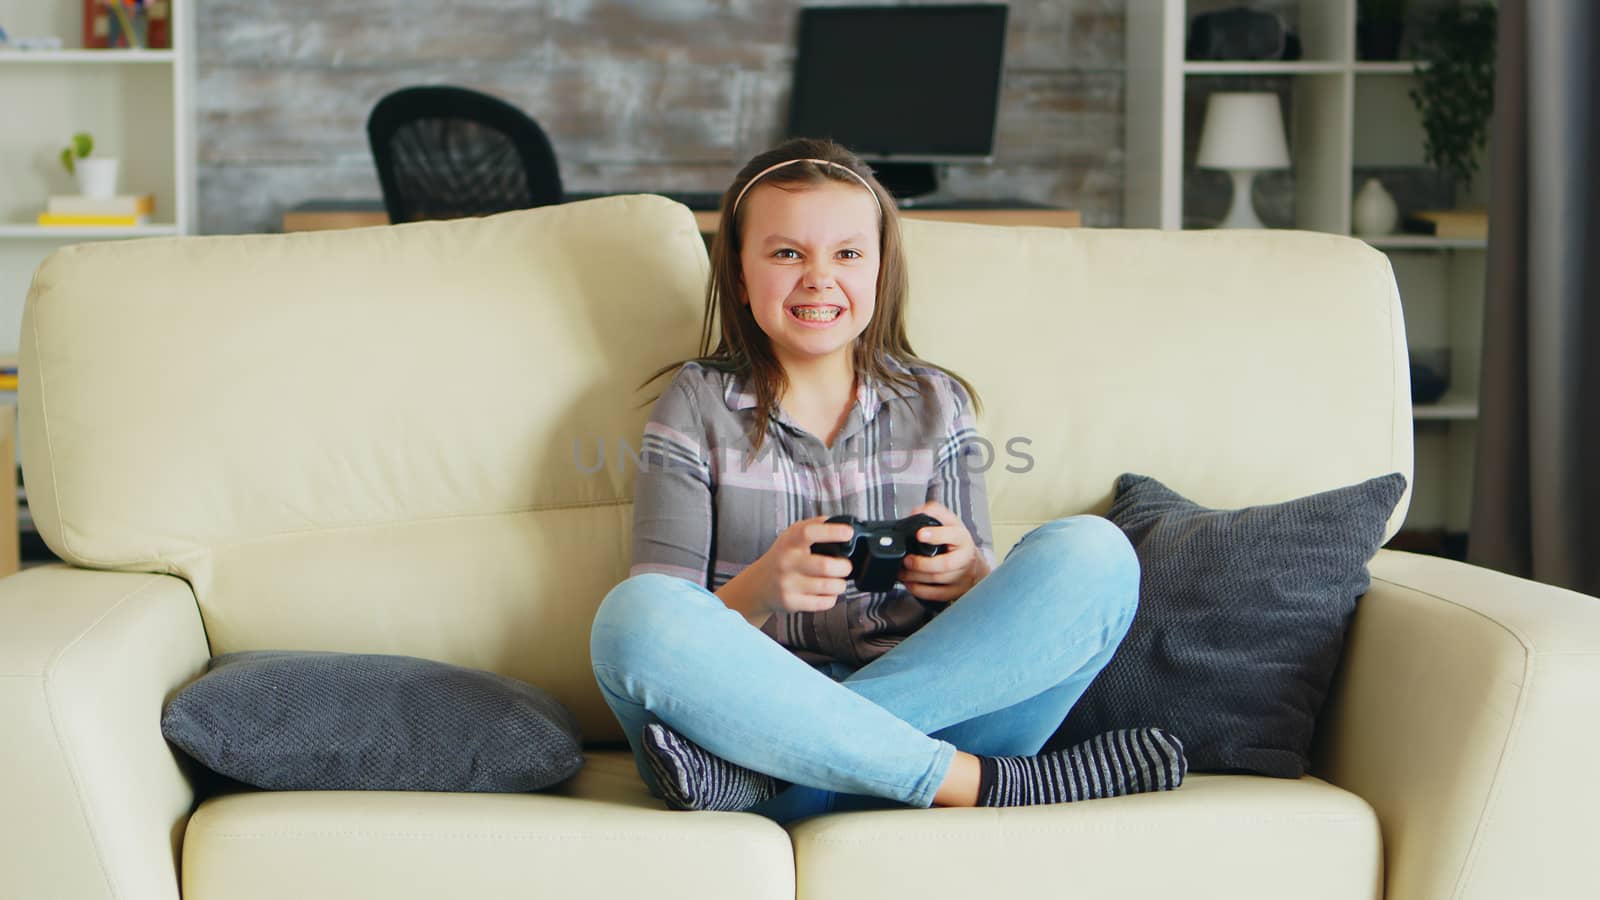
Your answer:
[0,0,194,354]
[1125,0,1488,540]
[1127,4,1358,232]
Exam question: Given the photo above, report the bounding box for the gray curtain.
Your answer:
[1469,0,1600,596]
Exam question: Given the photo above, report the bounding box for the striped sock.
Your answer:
[976,728,1187,807]
[641,723,789,812]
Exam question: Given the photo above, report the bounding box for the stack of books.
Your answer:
[36,194,155,228]
[1401,208,1489,240]
[0,355,16,392]
[83,0,172,49]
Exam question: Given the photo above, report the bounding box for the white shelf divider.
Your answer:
[1364,235,1489,251]
[0,224,181,239]
[1413,395,1481,421]
[1182,61,1349,75]
[0,49,175,63]
[1353,62,1431,75]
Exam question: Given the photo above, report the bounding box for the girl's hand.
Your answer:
[752,516,858,616]
[899,501,989,603]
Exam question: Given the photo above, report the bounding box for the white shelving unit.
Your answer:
[0,1,194,355]
[1126,0,1487,543]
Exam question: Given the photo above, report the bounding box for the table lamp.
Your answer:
[1196,92,1291,229]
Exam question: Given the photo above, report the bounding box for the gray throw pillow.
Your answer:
[1047,472,1407,778]
[161,650,584,792]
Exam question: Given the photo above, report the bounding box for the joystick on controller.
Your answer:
[810,513,947,593]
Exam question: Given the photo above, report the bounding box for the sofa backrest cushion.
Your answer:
[896,222,1412,558]
[21,197,708,741]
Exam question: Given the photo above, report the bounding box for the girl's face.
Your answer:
[737,181,880,375]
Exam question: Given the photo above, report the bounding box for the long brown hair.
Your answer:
[641,137,982,451]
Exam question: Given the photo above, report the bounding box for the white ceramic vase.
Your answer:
[1353,178,1399,236]
[75,158,121,199]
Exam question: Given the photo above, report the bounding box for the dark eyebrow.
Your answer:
[760,233,869,247]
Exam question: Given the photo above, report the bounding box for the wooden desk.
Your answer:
[282,199,1080,234]
[282,203,388,232]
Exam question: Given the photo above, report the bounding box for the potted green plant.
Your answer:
[59,131,121,198]
[1357,0,1409,61]
[1408,3,1498,194]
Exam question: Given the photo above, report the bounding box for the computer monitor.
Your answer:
[786,4,1009,198]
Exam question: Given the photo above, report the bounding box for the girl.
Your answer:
[589,138,1186,822]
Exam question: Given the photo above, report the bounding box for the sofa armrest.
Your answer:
[1313,549,1600,900]
[0,565,211,900]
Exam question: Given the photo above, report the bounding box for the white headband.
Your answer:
[730,158,884,218]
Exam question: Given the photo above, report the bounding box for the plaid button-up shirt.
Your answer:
[630,355,996,668]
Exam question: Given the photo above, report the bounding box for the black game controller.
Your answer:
[810,514,947,593]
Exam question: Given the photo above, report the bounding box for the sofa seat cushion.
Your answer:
[180,751,792,900]
[787,774,1380,900]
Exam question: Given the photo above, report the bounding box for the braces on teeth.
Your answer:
[794,307,840,321]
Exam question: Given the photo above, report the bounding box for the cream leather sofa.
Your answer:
[3,196,1596,900]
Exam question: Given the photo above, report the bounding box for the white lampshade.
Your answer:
[1196,92,1290,171]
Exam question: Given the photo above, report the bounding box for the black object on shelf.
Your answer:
[1357,21,1405,60]
[1410,348,1452,404]
[1187,6,1303,61]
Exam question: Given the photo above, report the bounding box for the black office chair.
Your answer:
[366,85,563,224]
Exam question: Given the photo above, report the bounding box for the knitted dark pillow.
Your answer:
[1047,472,1407,778]
[161,651,584,792]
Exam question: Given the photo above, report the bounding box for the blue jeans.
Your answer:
[589,515,1139,824]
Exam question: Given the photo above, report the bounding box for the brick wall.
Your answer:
[196,0,1125,234]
